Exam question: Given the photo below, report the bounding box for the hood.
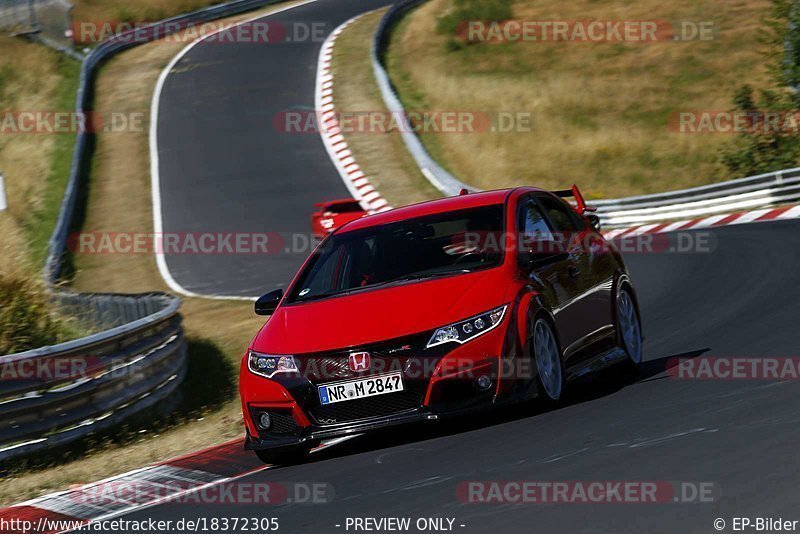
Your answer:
[252,269,509,354]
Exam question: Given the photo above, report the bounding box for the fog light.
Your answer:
[258,412,271,430]
[476,375,492,391]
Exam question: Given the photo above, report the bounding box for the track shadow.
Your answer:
[290,349,710,467]
[561,348,710,406]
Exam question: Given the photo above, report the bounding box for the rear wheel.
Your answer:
[254,447,307,465]
[617,287,643,369]
[532,318,564,402]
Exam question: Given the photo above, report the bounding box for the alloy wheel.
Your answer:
[617,288,643,364]
[533,319,563,400]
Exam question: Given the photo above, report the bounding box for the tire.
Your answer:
[532,318,565,403]
[616,286,643,371]
[254,447,308,465]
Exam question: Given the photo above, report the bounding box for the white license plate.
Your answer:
[318,373,404,406]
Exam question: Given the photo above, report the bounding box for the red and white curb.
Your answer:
[0,435,357,533]
[602,204,800,240]
[315,14,392,215]
[0,439,259,533]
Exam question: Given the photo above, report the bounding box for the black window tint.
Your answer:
[537,196,578,232]
[330,201,364,214]
[518,199,553,243]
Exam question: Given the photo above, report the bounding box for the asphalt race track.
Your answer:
[155,0,390,297]
[85,220,800,533]
[143,0,800,532]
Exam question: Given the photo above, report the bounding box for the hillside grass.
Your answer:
[0,38,79,275]
[72,0,231,25]
[385,0,775,199]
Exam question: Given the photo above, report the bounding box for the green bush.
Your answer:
[720,0,800,177]
[436,0,514,50]
[0,273,75,354]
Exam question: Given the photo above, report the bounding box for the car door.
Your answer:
[534,194,607,365]
[517,196,585,356]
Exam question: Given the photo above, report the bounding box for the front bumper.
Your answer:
[245,411,439,451]
[240,318,513,451]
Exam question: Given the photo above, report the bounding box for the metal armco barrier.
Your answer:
[372,1,800,227]
[44,0,286,284]
[0,292,185,462]
[590,168,800,227]
[372,0,473,197]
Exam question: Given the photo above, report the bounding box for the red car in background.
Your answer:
[241,186,643,464]
[311,198,366,240]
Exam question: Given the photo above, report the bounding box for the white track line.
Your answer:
[150,0,321,301]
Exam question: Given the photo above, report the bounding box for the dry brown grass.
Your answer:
[330,9,440,207]
[0,37,72,274]
[386,0,774,199]
[0,2,305,506]
[72,0,230,24]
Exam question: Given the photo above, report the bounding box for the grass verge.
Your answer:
[384,0,776,199]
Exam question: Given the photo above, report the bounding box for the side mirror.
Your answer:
[586,214,602,232]
[255,289,284,316]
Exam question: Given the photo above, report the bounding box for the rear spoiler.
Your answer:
[553,184,596,215]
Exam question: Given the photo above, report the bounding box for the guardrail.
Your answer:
[44,0,285,284]
[0,292,185,462]
[590,168,800,227]
[372,1,800,228]
[372,0,472,197]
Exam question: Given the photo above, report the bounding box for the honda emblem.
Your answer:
[349,352,370,372]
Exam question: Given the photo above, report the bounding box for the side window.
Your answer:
[518,198,553,250]
[536,195,581,232]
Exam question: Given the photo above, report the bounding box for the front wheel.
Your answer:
[532,318,565,403]
[617,287,643,369]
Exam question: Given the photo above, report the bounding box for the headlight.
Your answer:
[248,350,298,378]
[427,305,508,348]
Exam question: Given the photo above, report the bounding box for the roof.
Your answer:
[338,188,536,233]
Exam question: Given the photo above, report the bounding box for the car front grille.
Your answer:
[294,333,436,426]
[308,379,428,426]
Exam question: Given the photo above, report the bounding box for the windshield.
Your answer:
[328,201,363,214]
[287,205,505,303]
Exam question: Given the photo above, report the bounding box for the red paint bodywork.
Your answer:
[241,187,636,449]
[310,198,366,240]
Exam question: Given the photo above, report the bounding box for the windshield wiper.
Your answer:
[295,270,469,303]
[385,270,470,284]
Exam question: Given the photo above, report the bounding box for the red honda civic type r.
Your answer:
[239,186,643,463]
